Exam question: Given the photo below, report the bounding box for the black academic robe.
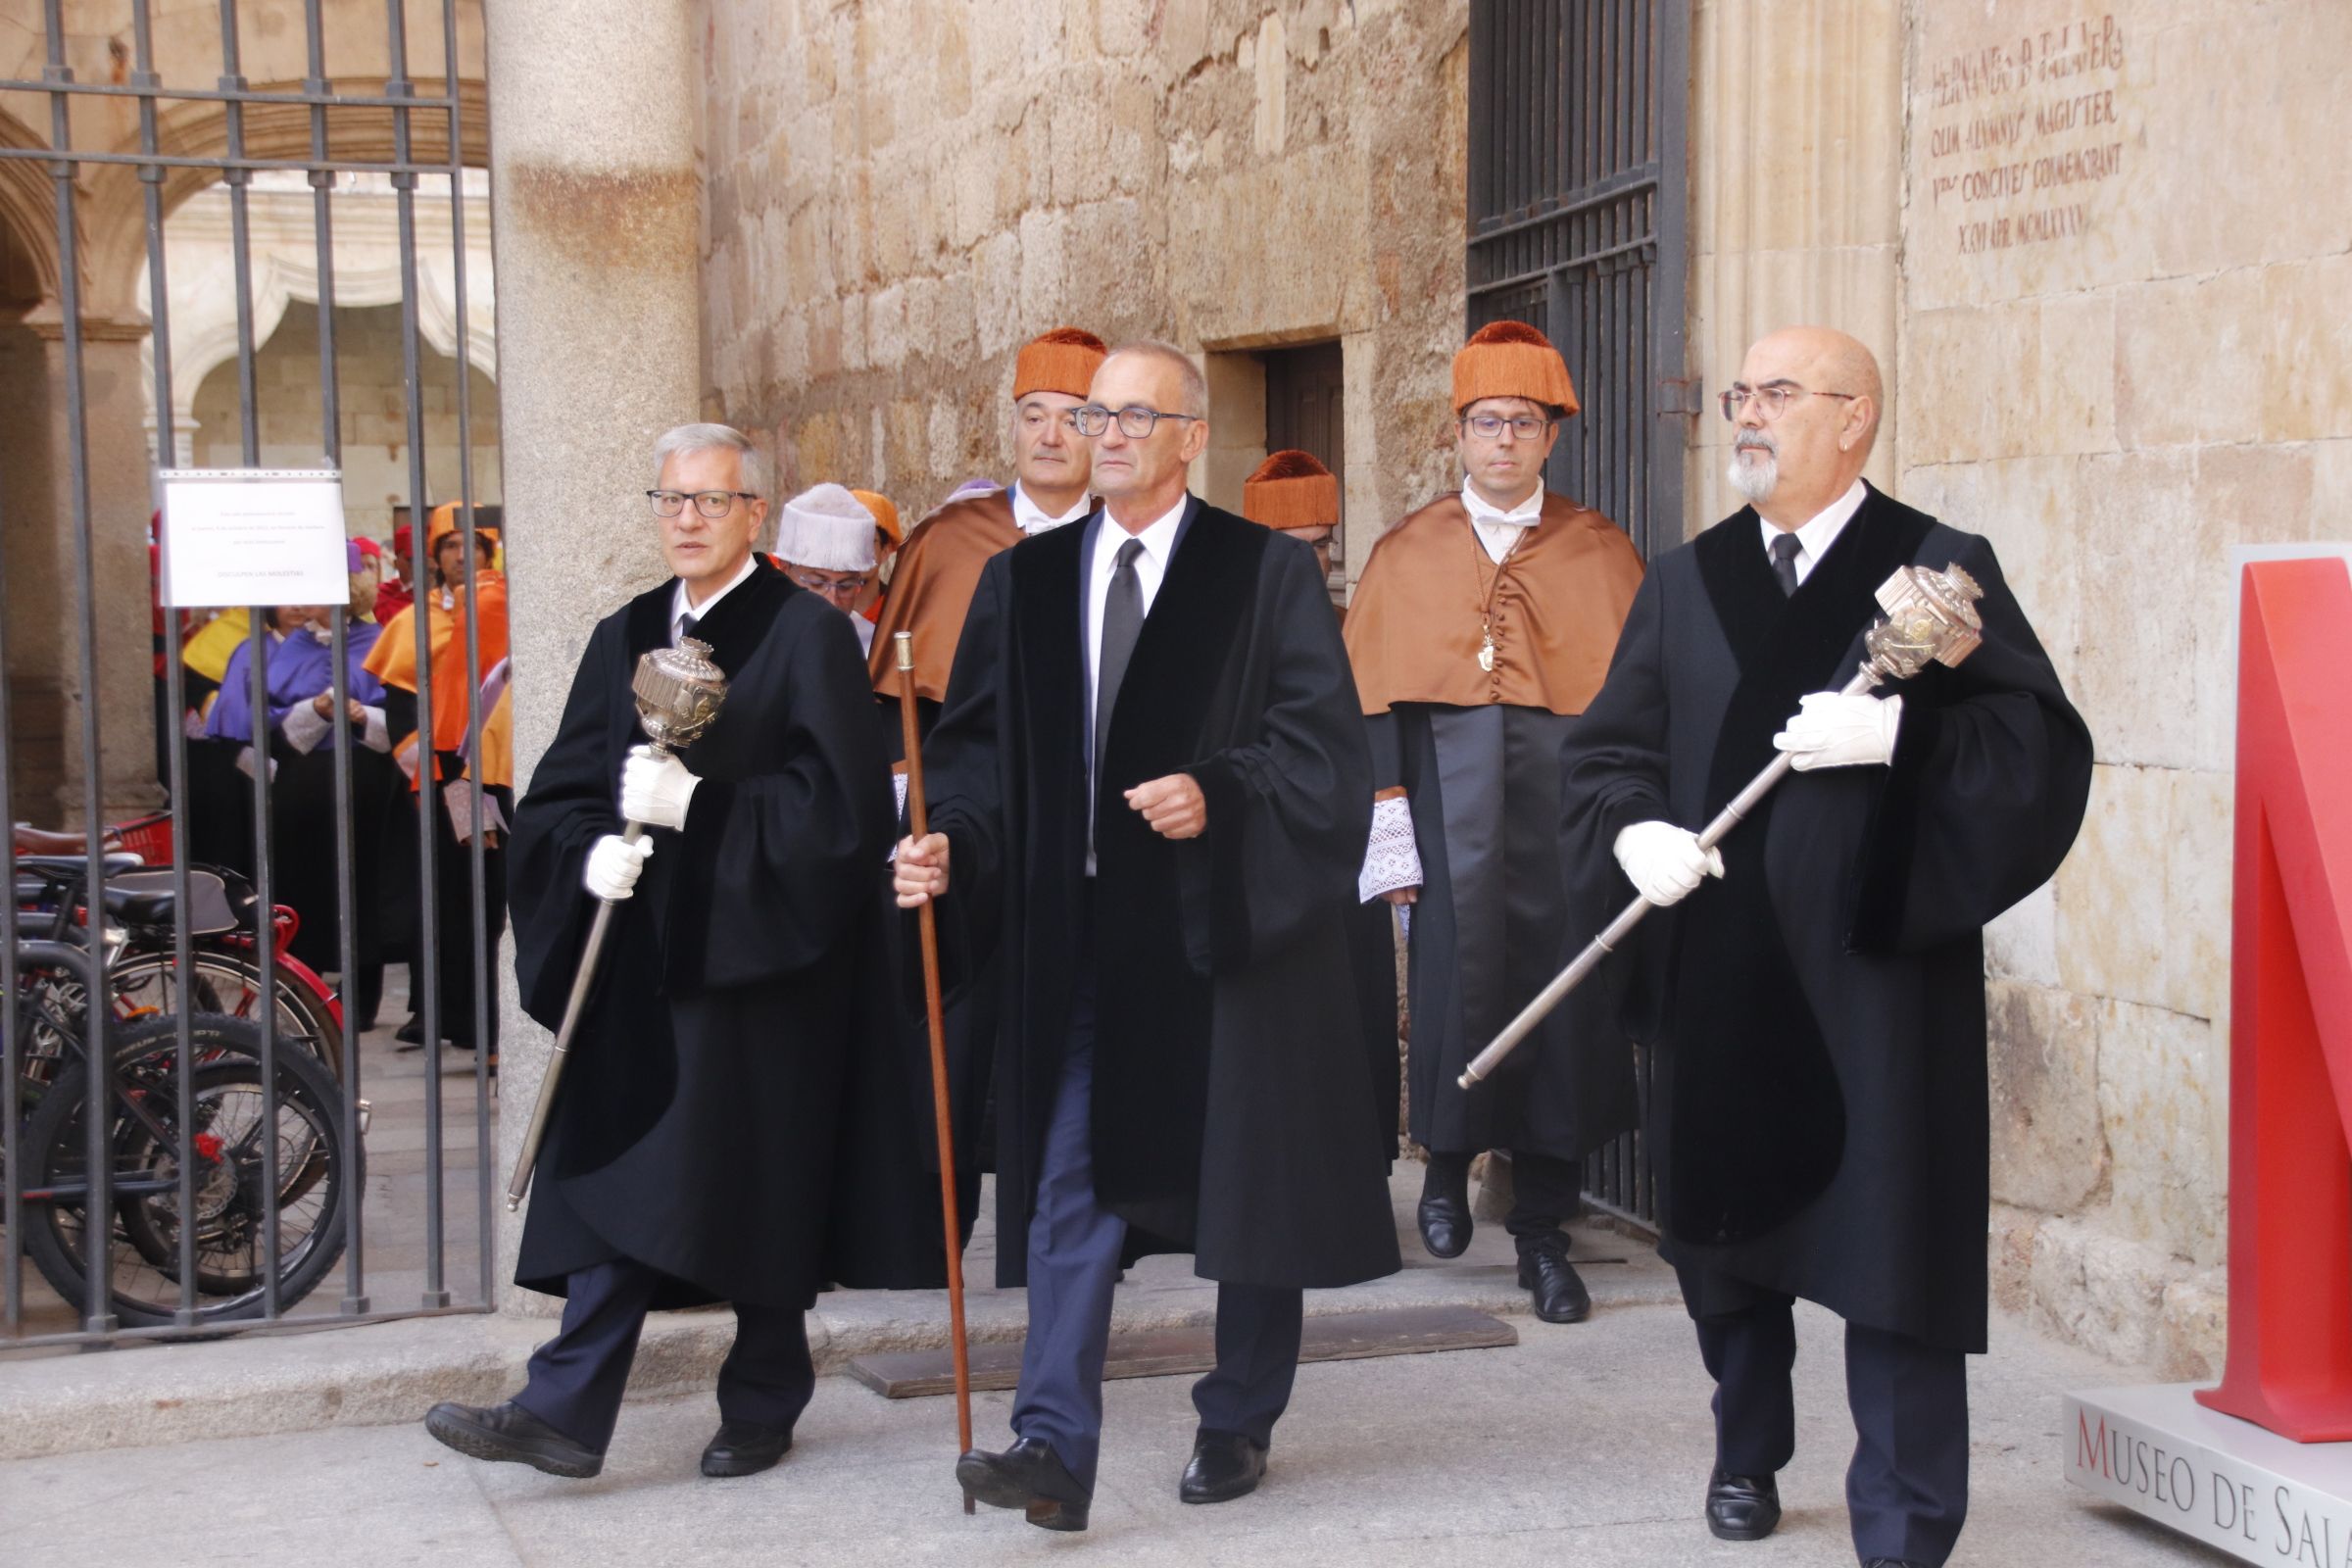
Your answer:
[509,559,936,1310]
[1557,486,2091,1352]
[923,499,1401,1291]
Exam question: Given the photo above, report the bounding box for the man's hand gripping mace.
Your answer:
[1457,564,1987,1090]
[506,638,729,1210]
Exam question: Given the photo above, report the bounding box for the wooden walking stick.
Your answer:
[894,630,976,1512]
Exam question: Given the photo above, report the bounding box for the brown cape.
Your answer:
[868,489,1022,702]
[1344,492,1643,717]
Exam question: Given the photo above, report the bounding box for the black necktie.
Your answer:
[1770,532,1802,597]
[677,612,699,646]
[1094,538,1146,791]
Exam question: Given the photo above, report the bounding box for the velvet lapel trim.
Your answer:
[1008,511,1091,849]
[1102,500,1260,793]
[1692,488,1932,815]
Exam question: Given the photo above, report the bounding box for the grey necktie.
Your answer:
[1770,532,1802,597]
[1094,537,1146,792]
[676,612,698,647]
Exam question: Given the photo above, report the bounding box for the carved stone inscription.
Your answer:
[1924,14,2130,255]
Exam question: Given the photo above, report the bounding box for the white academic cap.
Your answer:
[774,482,878,572]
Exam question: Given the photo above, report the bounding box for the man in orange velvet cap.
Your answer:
[869,326,1107,736]
[1343,320,1644,1323]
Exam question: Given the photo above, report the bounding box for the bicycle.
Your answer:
[9,941,354,1327]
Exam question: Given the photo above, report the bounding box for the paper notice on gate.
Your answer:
[161,469,350,608]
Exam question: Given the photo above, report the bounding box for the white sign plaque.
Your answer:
[162,468,349,608]
[2069,1385,2352,1564]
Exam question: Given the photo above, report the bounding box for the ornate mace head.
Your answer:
[630,637,729,754]
[1863,564,1985,683]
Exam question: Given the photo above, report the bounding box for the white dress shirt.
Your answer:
[1461,479,1544,564]
[1757,479,1867,587]
[1084,495,1187,873]
[1011,482,1093,537]
[669,553,760,647]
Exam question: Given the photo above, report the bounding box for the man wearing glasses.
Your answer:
[871,326,1108,737]
[773,481,884,653]
[427,423,932,1482]
[896,343,1398,1530]
[1342,320,1646,1325]
[1558,327,2090,1567]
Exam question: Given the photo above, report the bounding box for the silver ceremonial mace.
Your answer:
[506,637,729,1210]
[1457,563,1986,1089]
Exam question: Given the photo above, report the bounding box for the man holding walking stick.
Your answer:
[424,423,931,1481]
[894,343,1398,1532]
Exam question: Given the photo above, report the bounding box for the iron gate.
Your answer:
[0,0,499,1345]
[1467,0,1691,1229]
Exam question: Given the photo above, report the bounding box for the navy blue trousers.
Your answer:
[1009,961,1303,1493]
[1694,1290,1970,1566]
[513,1257,814,1453]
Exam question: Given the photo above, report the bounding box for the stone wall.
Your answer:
[1892,0,2352,1377]
[700,0,1472,573]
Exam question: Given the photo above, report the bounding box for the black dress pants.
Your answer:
[1426,1148,1585,1246]
[513,1258,814,1453]
[1693,1288,1970,1566]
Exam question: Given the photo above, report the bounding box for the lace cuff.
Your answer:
[280,700,332,756]
[1357,793,1423,903]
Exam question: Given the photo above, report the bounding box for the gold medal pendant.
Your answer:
[1478,636,1496,672]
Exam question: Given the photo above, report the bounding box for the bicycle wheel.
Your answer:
[105,951,343,1078]
[19,1012,356,1328]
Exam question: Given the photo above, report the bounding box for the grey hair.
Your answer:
[651,422,771,498]
[1105,340,1209,418]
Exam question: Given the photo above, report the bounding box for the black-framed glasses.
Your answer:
[1458,412,1555,441]
[647,488,760,518]
[1718,383,1859,422]
[1069,404,1201,439]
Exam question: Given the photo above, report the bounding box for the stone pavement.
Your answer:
[0,1291,2233,1568]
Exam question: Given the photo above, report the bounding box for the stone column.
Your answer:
[483,0,704,1310]
[5,311,166,822]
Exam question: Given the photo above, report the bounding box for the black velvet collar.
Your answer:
[1692,485,1933,814]
[622,557,797,674]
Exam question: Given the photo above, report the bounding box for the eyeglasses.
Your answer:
[1718,383,1859,422]
[787,568,870,601]
[1069,404,1201,439]
[1458,413,1555,441]
[647,489,759,518]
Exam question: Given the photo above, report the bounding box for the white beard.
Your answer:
[1727,448,1779,504]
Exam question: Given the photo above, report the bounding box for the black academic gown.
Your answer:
[509,560,937,1310]
[1557,486,2092,1352]
[923,499,1401,1291]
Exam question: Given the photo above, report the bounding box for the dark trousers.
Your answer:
[1424,1147,1585,1245]
[1693,1290,1970,1567]
[513,1258,814,1453]
[1010,960,1303,1493]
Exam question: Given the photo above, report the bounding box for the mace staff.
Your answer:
[1459,563,1987,1090]
[506,638,729,1210]
[894,630,977,1511]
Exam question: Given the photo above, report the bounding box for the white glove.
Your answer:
[1613,820,1724,907]
[619,744,699,829]
[584,833,654,902]
[1773,692,1902,771]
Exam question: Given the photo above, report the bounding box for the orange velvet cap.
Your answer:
[1012,326,1109,402]
[1451,320,1581,416]
[851,488,903,551]
[1243,450,1341,531]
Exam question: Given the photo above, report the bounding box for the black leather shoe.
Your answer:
[1705,1467,1782,1541]
[425,1399,603,1479]
[1180,1429,1269,1503]
[394,1016,427,1050]
[955,1438,1091,1532]
[1417,1157,1473,1258]
[1516,1235,1592,1324]
[701,1419,791,1477]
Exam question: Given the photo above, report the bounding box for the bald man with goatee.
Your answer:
[1556,327,2091,1567]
